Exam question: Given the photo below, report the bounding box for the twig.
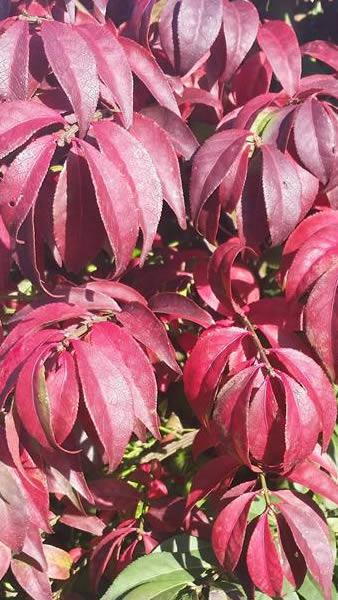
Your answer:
[140,430,198,463]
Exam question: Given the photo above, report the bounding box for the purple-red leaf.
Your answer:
[90,322,159,439]
[0,542,10,579]
[11,557,52,600]
[76,138,138,277]
[0,20,29,100]
[287,460,338,505]
[257,20,301,97]
[149,292,214,328]
[41,21,99,137]
[52,147,105,273]
[222,0,259,81]
[73,339,134,471]
[93,121,162,262]
[130,112,186,229]
[0,135,55,238]
[45,351,79,445]
[78,24,133,128]
[187,455,239,510]
[275,490,335,600]
[159,0,223,75]
[302,40,338,72]
[294,97,336,185]
[270,347,336,450]
[261,144,302,246]
[212,492,256,571]
[141,105,199,159]
[0,462,28,552]
[246,513,283,597]
[0,100,64,160]
[116,302,180,374]
[305,266,338,380]
[232,51,273,105]
[184,325,250,421]
[190,129,248,224]
[120,36,180,116]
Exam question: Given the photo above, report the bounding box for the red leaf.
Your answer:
[282,372,319,471]
[0,135,56,238]
[73,339,134,471]
[212,492,256,571]
[11,557,52,600]
[0,462,28,552]
[120,36,180,116]
[186,455,240,510]
[222,0,259,81]
[141,105,199,159]
[85,280,147,305]
[246,513,283,597]
[90,477,139,512]
[270,347,336,450]
[302,40,338,72]
[93,121,162,263]
[159,0,223,75]
[77,138,138,277]
[15,345,54,449]
[130,112,186,229]
[46,449,94,505]
[284,226,338,302]
[257,20,301,97]
[149,292,214,328]
[125,0,156,47]
[41,21,99,137]
[0,214,11,292]
[90,322,160,438]
[261,144,302,246]
[276,513,307,589]
[305,266,338,380]
[52,147,105,273]
[208,238,257,313]
[184,325,251,422]
[287,460,338,505]
[275,490,335,600]
[116,301,180,374]
[294,97,336,185]
[214,366,262,467]
[78,24,133,128]
[0,542,10,579]
[22,524,46,570]
[190,129,248,224]
[0,100,64,160]
[60,509,105,535]
[45,351,79,445]
[0,20,29,100]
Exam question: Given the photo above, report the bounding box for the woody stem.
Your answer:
[240,313,275,375]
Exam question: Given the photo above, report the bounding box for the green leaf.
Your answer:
[100,543,215,600]
[153,535,212,555]
[209,581,246,599]
[297,572,337,600]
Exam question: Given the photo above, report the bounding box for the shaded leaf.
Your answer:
[73,339,134,471]
[77,138,138,277]
[257,20,301,97]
